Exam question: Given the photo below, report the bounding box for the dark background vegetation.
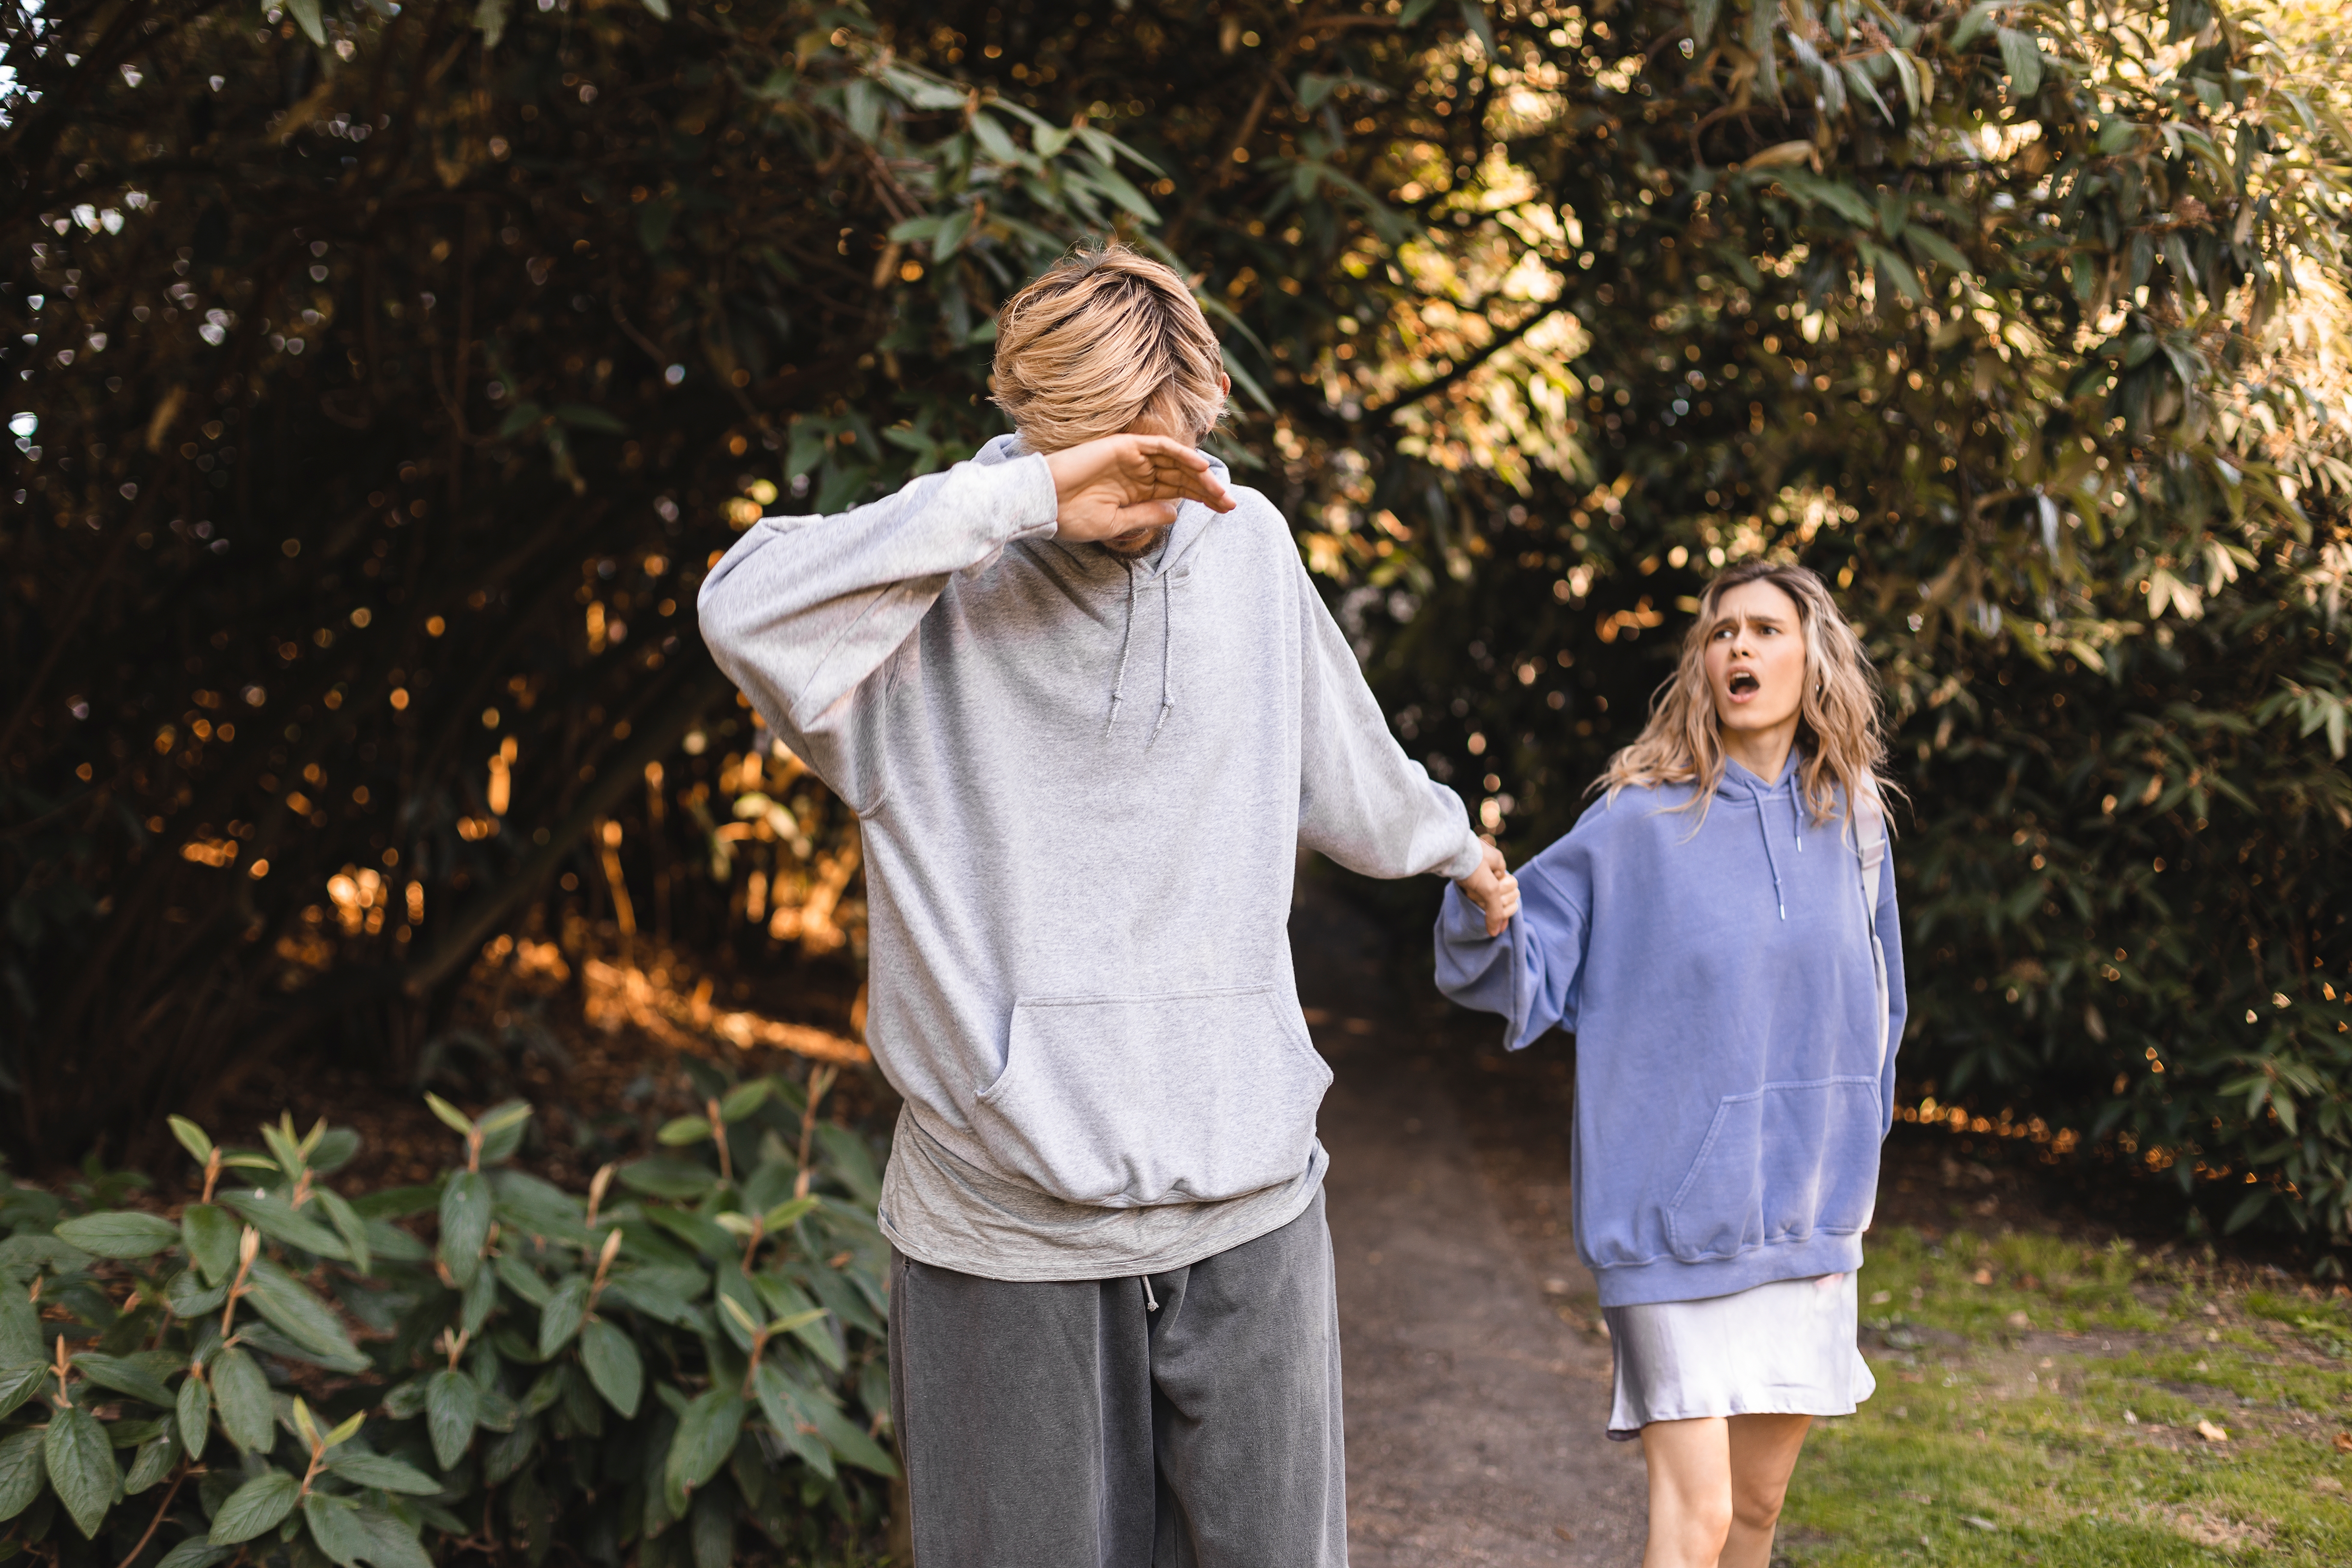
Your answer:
[5,0,2352,1262]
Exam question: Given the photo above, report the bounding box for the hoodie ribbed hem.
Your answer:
[1590,1232,1867,1309]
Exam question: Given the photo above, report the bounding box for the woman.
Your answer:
[1433,560,1905,1568]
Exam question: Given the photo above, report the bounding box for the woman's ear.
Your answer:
[1218,372,1232,398]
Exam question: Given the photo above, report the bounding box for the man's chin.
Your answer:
[1100,526,1171,558]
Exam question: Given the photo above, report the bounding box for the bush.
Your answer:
[0,1071,895,1568]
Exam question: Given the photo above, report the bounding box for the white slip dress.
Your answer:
[1602,1270,1876,1440]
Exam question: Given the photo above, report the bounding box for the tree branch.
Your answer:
[1363,302,1567,422]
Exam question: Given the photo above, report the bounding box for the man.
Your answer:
[699,244,1516,1567]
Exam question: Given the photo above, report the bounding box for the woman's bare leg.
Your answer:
[1720,1413,1813,1568]
[1637,1417,1732,1568]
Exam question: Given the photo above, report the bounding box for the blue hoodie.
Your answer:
[1434,756,1906,1308]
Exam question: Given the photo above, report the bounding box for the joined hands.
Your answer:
[1457,843,1519,938]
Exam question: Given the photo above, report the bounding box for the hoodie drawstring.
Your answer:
[1755,805,1788,922]
[1105,564,1139,735]
[1148,575,1177,746]
[1141,1275,1160,1312]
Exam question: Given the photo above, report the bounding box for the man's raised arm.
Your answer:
[697,435,1231,806]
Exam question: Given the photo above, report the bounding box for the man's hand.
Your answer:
[1045,434,1235,544]
[1456,842,1520,938]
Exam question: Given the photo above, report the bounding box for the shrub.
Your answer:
[0,1072,895,1568]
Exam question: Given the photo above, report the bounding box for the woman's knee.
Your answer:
[1729,1476,1789,1534]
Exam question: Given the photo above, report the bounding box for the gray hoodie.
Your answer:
[698,436,1481,1270]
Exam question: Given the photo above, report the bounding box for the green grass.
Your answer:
[1779,1226,2352,1565]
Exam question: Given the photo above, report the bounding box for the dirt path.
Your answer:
[1294,884,1648,1567]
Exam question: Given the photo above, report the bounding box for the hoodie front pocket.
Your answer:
[1664,1077,1882,1262]
[972,985,1333,1207]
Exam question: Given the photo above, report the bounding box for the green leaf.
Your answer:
[124,1431,176,1495]
[422,1094,475,1138]
[614,1159,718,1200]
[220,1191,350,1260]
[154,1544,234,1568]
[324,1450,441,1495]
[209,1470,300,1545]
[303,1494,434,1568]
[168,1117,215,1168]
[538,1275,591,1358]
[349,1184,442,1223]
[474,0,508,50]
[1689,0,1722,47]
[0,1283,40,1363]
[212,1348,275,1453]
[177,1373,211,1459]
[52,1212,177,1260]
[425,1368,481,1469]
[43,1404,118,1539]
[716,1081,771,1122]
[245,1261,367,1372]
[314,1189,371,1276]
[751,1362,830,1478]
[804,1395,898,1477]
[1950,0,2001,50]
[1746,0,1780,100]
[0,1429,45,1521]
[166,1269,226,1318]
[287,0,327,48]
[74,1352,174,1407]
[1997,27,2043,100]
[579,1318,642,1417]
[663,1390,746,1502]
[181,1205,240,1284]
[0,1363,48,1422]
[440,1171,492,1287]
[641,0,671,18]
[1904,224,1976,277]
[656,1116,714,1147]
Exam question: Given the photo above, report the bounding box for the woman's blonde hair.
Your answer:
[991,243,1226,453]
[1598,560,1894,827]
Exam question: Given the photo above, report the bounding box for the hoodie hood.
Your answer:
[975,431,1232,744]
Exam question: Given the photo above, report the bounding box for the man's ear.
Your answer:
[1218,372,1232,398]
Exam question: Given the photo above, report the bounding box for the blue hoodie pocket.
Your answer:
[1664,1077,1882,1262]
[972,984,1333,1207]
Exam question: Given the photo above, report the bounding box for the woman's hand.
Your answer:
[1457,843,1520,938]
[1045,434,1235,542]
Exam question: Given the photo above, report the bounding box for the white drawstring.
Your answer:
[1148,575,1177,746]
[1105,563,1138,735]
[1141,1276,1160,1312]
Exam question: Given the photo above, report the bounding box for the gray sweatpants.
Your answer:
[887,1190,1347,1568]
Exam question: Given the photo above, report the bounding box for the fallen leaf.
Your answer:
[2333,1431,2352,1454]
[2006,1310,2033,1329]
[2197,1419,2230,1443]
[1963,1515,1998,1532]
[1553,1525,1575,1543]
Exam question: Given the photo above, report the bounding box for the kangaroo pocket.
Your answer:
[970,984,1334,1207]
[1665,1077,1882,1262]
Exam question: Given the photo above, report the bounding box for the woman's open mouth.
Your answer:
[1726,669,1761,700]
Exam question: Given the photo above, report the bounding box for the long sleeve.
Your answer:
[1434,854,1590,1052]
[1292,559,1483,881]
[696,455,1059,810]
[1876,848,1908,1135]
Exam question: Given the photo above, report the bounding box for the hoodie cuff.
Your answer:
[992,453,1062,543]
[1437,880,1499,943]
[1436,828,1486,883]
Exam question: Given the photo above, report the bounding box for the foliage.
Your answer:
[0,1072,896,1568]
[892,0,2351,1252]
[9,0,2352,1252]
[0,0,1160,1159]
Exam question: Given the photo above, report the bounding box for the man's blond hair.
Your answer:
[991,243,1226,453]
